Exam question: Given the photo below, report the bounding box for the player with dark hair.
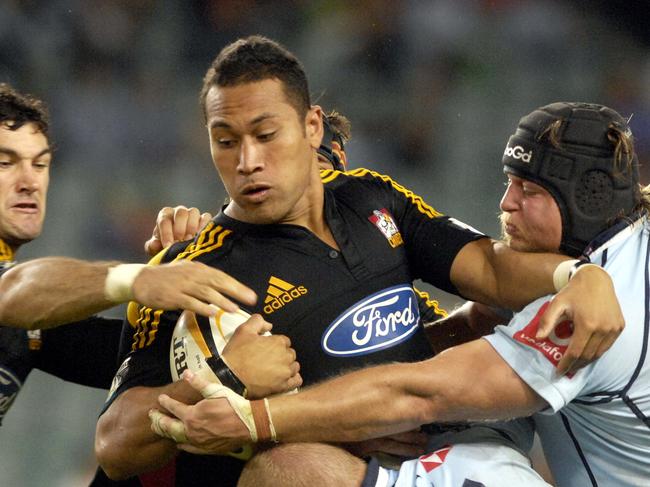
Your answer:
[85,35,624,485]
[0,82,297,487]
[0,82,123,425]
[157,102,649,487]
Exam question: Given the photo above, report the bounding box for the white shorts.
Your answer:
[365,442,551,487]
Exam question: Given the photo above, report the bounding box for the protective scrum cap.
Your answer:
[502,102,640,256]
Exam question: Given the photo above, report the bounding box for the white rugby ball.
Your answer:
[169,307,253,382]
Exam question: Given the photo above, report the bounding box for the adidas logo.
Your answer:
[263,276,308,314]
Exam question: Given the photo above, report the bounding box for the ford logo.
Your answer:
[322,284,420,357]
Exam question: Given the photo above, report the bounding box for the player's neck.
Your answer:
[284,172,339,249]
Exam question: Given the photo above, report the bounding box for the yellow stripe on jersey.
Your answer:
[127,247,171,328]
[0,238,14,262]
[145,309,164,347]
[182,228,233,261]
[195,221,214,247]
[320,168,343,184]
[131,223,234,351]
[414,287,448,319]
[346,168,442,219]
[175,222,217,260]
[133,307,153,350]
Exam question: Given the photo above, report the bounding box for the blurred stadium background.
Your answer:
[0,0,648,485]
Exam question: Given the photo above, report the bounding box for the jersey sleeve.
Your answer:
[362,169,487,295]
[483,297,594,412]
[37,316,122,389]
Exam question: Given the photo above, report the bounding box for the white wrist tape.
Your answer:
[553,259,580,292]
[104,264,146,303]
[150,409,188,443]
[570,262,601,279]
[201,382,259,443]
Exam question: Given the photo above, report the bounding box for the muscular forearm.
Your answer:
[96,382,202,480]
[268,340,544,444]
[451,239,567,310]
[0,258,118,329]
[0,256,259,330]
[269,361,434,444]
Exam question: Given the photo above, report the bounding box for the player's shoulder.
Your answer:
[320,167,393,188]
[155,220,238,265]
[322,167,444,221]
[321,167,409,201]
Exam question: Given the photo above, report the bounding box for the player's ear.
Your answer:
[306,105,323,150]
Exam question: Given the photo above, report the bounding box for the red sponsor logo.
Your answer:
[419,445,452,473]
[513,301,574,368]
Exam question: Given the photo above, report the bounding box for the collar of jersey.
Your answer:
[213,210,317,238]
[583,211,647,259]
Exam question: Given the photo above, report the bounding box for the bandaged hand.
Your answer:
[149,370,273,455]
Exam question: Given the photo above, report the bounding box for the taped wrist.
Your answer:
[552,259,579,292]
[104,264,146,302]
[553,259,599,292]
[149,410,188,443]
[201,382,259,443]
[206,355,247,398]
[569,260,600,279]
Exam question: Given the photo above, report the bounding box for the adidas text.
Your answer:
[264,286,308,314]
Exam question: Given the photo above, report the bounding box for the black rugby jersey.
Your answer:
[105,169,485,486]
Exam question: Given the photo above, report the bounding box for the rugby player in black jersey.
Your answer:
[0,38,623,485]
[94,36,621,483]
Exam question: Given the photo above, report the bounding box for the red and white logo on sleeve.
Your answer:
[419,445,452,473]
[513,301,574,367]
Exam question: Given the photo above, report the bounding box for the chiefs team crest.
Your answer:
[513,301,574,375]
[369,208,403,248]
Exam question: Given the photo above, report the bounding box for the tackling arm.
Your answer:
[268,339,545,444]
[449,239,624,373]
[450,238,566,310]
[152,339,546,453]
[0,258,118,329]
[0,257,257,330]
